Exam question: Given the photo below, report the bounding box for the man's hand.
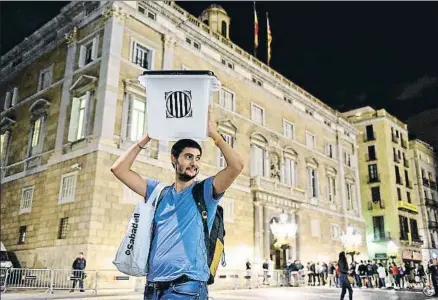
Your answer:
[207,105,218,138]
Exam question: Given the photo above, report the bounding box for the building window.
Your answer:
[368,164,379,182]
[185,37,201,50]
[311,219,321,237]
[365,125,375,141]
[131,40,153,69]
[29,117,43,157]
[344,151,352,167]
[58,172,78,204]
[406,191,411,203]
[371,186,381,203]
[283,120,295,140]
[219,88,235,111]
[395,165,402,184]
[308,168,318,199]
[404,170,410,187]
[3,88,19,110]
[306,132,316,150]
[58,217,70,239]
[218,134,235,169]
[26,99,50,165]
[137,3,156,20]
[326,143,335,158]
[284,157,297,187]
[79,37,99,68]
[221,58,234,70]
[327,176,336,203]
[68,91,93,142]
[372,216,385,240]
[18,226,27,244]
[0,130,11,166]
[346,182,354,210]
[331,224,341,240]
[251,103,264,125]
[397,187,402,201]
[125,94,146,142]
[399,216,409,240]
[252,77,263,86]
[409,218,419,240]
[19,186,34,214]
[38,65,53,91]
[367,145,376,161]
[221,20,227,37]
[221,198,235,223]
[251,144,266,177]
[305,108,314,116]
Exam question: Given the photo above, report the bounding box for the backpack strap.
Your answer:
[192,180,210,256]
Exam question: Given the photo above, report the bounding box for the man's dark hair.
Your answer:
[171,139,202,158]
[79,252,83,255]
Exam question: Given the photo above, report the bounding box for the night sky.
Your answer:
[1,1,437,150]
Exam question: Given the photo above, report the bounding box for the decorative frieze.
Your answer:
[102,4,127,24]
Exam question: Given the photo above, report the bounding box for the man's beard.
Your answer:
[175,162,198,182]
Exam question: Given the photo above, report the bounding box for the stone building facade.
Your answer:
[343,107,424,264]
[409,139,438,262]
[0,1,366,271]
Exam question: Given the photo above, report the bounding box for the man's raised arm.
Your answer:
[110,134,151,198]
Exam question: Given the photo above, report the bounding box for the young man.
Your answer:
[111,106,244,300]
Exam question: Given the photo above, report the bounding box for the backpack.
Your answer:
[152,180,226,285]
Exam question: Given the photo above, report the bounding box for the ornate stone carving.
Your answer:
[163,35,177,49]
[270,152,281,181]
[102,4,127,23]
[65,27,77,45]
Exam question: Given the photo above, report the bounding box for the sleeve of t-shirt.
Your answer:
[145,178,160,203]
[203,176,224,207]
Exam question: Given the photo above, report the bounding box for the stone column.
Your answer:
[336,132,348,228]
[263,205,271,260]
[158,35,177,161]
[353,145,363,218]
[54,27,78,155]
[254,202,263,262]
[280,155,285,184]
[94,4,126,145]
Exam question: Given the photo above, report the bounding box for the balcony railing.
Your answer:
[429,220,438,229]
[364,133,376,142]
[373,231,391,242]
[411,235,424,246]
[368,200,385,210]
[403,159,409,168]
[397,200,419,214]
[423,178,430,187]
[392,134,399,143]
[368,176,380,184]
[425,198,438,208]
[401,139,408,149]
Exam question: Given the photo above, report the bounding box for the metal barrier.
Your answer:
[0,268,299,293]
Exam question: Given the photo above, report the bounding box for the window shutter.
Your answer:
[126,94,133,140]
[68,97,80,142]
[308,168,312,196]
[91,36,99,60]
[4,92,11,110]
[11,88,18,106]
[79,45,86,68]
[82,91,91,138]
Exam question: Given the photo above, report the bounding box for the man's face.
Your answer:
[172,147,201,182]
[79,253,83,259]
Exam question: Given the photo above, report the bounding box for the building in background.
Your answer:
[0,1,366,270]
[343,107,424,264]
[409,139,438,262]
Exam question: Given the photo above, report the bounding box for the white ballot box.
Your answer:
[138,70,221,141]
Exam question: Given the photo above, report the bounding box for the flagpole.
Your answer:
[254,1,257,57]
[266,12,269,66]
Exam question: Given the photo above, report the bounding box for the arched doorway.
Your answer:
[269,216,290,269]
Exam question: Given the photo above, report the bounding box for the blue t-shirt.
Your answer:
[145,176,223,282]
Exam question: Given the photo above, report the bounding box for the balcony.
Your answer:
[392,134,399,143]
[411,235,424,246]
[423,178,430,187]
[397,200,419,214]
[425,198,438,208]
[373,231,391,242]
[249,176,306,203]
[368,200,385,210]
[429,220,438,229]
[401,139,408,149]
[364,133,376,142]
[403,159,409,168]
[368,176,380,184]
[431,181,437,190]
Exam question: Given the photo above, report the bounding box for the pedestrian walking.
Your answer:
[111,107,244,300]
[377,263,386,288]
[338,252,353,300]
[70,252,86,292]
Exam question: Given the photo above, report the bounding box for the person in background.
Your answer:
[377,263,386,288]
[398,263,406,289]
[392,262,400,289]
[365,260,373,288]
[70,252,86,292]
[372,260,379,288]
[335,263,340,288]
[263,258,270,285]
[428,259,438,297]
[328,262,336,287]
[338,252,353,300]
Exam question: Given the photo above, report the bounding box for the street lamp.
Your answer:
[270,211,298,267]
[340,225,362,263]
